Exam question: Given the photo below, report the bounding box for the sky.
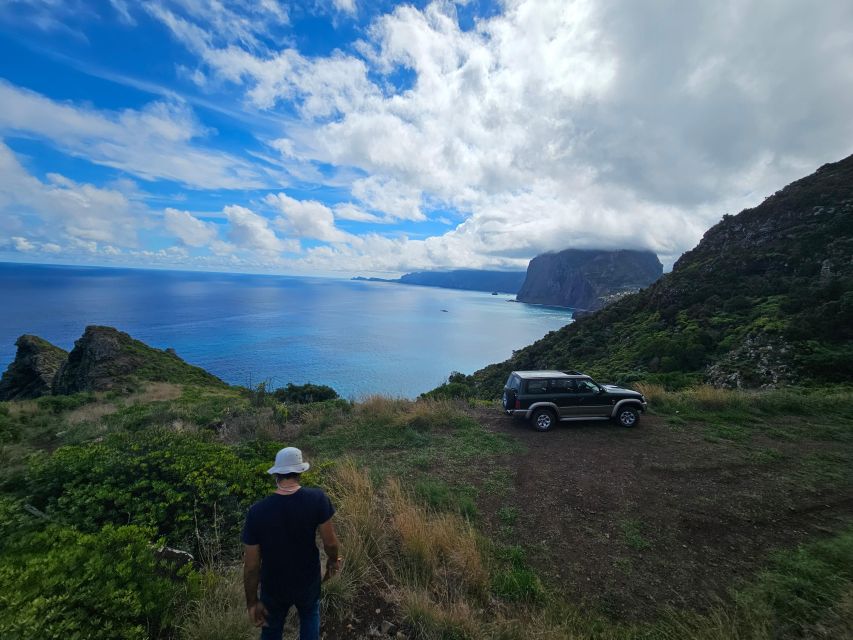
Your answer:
[0,0,851,276]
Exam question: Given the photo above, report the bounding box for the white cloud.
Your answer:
[265,193,353,242]
[350,176,424,221]
[8,0,853,275]
[332,0,357,15]
[157,0,852,271]
[332,202,381,223]
[0,141,140,247]
[164,207,219,247]
[223,204,298,254]
[0,81,270,189]
[11,236,36,252]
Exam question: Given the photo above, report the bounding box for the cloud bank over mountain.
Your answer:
[1,0,851,274]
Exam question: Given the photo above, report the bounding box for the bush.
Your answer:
[0,523,192,640]
[25,430,271,551]
[36,392,96,414]
[273,383,339,404]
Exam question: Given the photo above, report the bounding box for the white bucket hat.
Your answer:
[267,447,310,475]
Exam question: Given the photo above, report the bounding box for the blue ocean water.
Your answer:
[0,262,573,398]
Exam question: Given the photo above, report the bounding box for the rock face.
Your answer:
[51,325,223,394]
[53,326,146,394]
[516,249,663,310]
[0,335,68,400]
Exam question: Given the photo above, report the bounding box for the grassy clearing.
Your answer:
[3,383,851,639]
[176,458,853,640]
[634,384,853,450]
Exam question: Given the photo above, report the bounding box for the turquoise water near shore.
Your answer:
[0,262,573,398]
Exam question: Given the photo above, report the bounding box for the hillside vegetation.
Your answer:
[0,374,850,639]
[466,154,853,396]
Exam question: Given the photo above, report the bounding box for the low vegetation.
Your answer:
[0,379,850,639]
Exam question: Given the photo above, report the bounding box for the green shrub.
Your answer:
[0,404,20,444]
[273,382,339,404]
[25,430,270,550]
[420,381,476,400]
[36,392,95,414]
[0,523,192,640]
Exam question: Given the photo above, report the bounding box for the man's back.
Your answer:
[242,488,335,600]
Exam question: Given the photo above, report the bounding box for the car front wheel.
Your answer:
[531,408,556,432]
[615,406,640,427]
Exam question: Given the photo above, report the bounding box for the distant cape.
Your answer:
[353,269,527,294]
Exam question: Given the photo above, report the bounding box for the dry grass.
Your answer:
[399,589,479,640]
[130,382,184,403]
[683,385,748,410]
[65,401,118,424]
[179,569,257,640]
[387,477,487,598]
[632,382,666,404]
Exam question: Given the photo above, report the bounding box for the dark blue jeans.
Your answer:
[259,582,321,640]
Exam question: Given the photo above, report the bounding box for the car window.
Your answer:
[550,379,576,392]
[577,379,599,393]
[506,375,521,391]
[525,379,549,394]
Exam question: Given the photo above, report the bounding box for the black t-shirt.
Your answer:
[241,488,335,600]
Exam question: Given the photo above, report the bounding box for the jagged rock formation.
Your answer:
[0,335,68,400]
[53,326,223,393]
[0,326,225,398]
[516,249,663,311]
[469,153,853,394]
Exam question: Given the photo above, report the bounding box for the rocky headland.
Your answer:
[0,325,223,401]
[515,248,663,311]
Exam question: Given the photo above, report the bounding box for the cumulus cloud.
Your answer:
[0,141,141,247]
[150,0,853,270]
[0,81,271,189]
[266,193,353,243]
[223,204,299,254]
[11,236,36,252]
[163,208,220,247]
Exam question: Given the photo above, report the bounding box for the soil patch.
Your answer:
[468,408,853,620]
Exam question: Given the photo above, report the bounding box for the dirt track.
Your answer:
[469,409,853,618]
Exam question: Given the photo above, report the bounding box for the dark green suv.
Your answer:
[502,370,647,431]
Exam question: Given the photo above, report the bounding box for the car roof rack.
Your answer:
[561,370,585,376]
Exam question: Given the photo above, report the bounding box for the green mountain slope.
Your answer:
[470,154,853,396]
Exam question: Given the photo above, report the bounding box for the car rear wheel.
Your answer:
[615,406,640,427]
[531,408,556,432]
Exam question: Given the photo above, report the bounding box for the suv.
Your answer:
[502,370,647,431]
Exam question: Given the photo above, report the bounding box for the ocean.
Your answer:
[0,262,573,398]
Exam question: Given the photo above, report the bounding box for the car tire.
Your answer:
[531,408,556,432]
[615,406,640,427]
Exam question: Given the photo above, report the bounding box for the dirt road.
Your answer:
[469,408,852,618]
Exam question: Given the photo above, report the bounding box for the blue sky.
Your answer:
[1,0,852,276]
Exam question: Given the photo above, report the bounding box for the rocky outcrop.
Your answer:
[0,335,68,400]
[53,326,147,394]
[49,326,224,394]
[516,249,663,310]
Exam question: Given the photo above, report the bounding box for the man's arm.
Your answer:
[319,518,342,580]
[243,544,267,626]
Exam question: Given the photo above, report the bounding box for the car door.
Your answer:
[575,379,611,417]
[549,378,579,417]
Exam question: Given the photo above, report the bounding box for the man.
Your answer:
[242,447,342,640]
